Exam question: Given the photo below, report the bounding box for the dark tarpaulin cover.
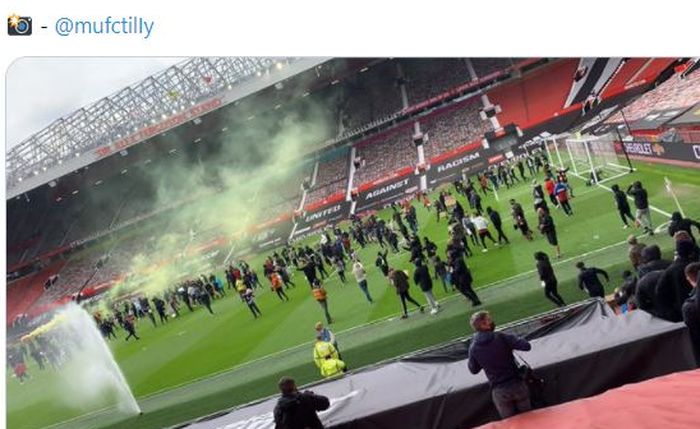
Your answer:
[402,299,613,363]
[178,306,694,429]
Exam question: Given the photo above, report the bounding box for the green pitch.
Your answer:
[7,161,700,429]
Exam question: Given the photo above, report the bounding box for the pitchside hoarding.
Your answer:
[615,141,700,166]
[355,168,421,213]
[248,214,294,252]
[291,196,352,241]
[426,142,486,187]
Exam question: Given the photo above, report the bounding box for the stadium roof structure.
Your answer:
[6,56,330,199]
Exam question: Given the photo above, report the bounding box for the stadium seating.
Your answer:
[340,60,403,133]
[402,58,472,105]
[607,67,700,123]
[354,125,418,185]
[306,150,350,203]
[487,58,580,127]
[421,98,493,159]
[7,261,66,322]
[471,58,518,79]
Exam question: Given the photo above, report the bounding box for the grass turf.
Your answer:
[7,160,700,429]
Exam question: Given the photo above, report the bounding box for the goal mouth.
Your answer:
[543,133,634,185]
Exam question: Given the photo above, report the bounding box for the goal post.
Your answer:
[560,133,633,185]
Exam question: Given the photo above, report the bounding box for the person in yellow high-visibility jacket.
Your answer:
[320,354,346,378]
[236,278,247,302]
[313,336,338,369]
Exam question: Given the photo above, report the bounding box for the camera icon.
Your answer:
[8,14,32,36]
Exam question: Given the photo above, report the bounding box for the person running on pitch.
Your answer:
[627,181,653,235]
[472,212,498,252]
[534,251,565,307]
[352,258,374,303]
[434,255,452,293]
[414,259,440,314]
[448,249,482,306]
[244,287,263,319]
[544,176,559,209]
[537,207,561,258]
[554,178,573,216]
[532,180,549,214]
[375,249,389,278]
[389,267,424,319]
[486,207,509,244]
[312,280,333,324]
[334,257,347,284]
[576,262,609,298]
[510,199,533,241]
[270,271,290,302]
[611,184,635,229]
[124,314,140,341]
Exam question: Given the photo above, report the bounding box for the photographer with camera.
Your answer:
[468,311,532,419]
[273,377,330,429]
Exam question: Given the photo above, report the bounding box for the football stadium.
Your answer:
[6,57,700,429]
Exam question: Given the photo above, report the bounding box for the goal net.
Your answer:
[544,133,632,185]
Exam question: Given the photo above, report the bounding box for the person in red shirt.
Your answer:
[544,177,558,208]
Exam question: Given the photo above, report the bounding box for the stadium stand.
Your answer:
[354,125,417,185]
[340,60,403,133]
[487,58,580,127]
[402,58,471,105]
[471,58,518,79]
[606,67,700,124]
[306,149,350,203]
[421,97,493,159]
[6,260,67,322]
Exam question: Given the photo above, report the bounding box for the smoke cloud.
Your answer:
[100,83,338,301]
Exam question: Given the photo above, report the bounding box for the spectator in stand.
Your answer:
[535,252,565,307]
[637,245,671,278]
[627,181,653,235]
[554,178,573,216]
[655,240,697,322]
[627,235,646,271]
[413,259,439,315]
[351,259,374,303]
[537,208,560,258]
[273,377,330,429]
[669,212,700,244]
[682,262,700,364]
[611,184,635,229]
[673,231,700,261]
[389,267,424,319]
[468,310,532,419]
[575,262,609,299]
